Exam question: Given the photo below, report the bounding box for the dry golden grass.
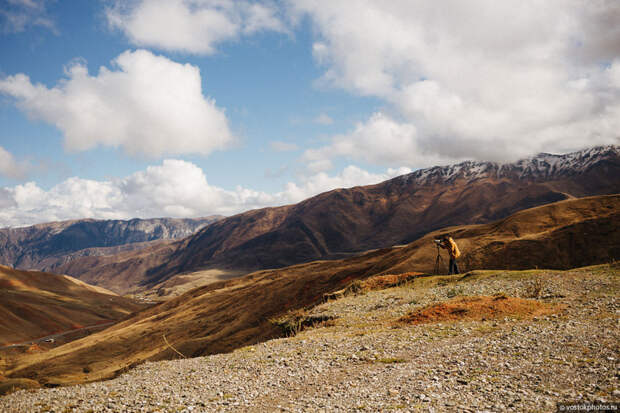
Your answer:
[0,266,147,346]
[357,272,423,291]
[144,268,245,300]
[0,378,39,396]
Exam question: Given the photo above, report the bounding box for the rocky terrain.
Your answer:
[2,264,617,412]
[37,146,620,294]
[0,216,221,274]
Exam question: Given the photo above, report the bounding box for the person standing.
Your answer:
[440,235,461,274]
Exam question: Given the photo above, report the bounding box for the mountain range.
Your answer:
[3,193,617,386]
[0,216,221,275]
[37,145,620,294]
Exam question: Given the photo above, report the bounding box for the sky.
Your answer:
[0,0,619,227]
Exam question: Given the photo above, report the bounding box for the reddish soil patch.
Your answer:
[362,272,424,290]
[400,295,562,325]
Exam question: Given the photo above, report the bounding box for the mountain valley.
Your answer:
[0,147,618,408]
[1,193,617,389]
[43,146,620,295]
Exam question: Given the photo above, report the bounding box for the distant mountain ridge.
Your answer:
[48,145,619,294]
[0,216,221,272]
[401,145,619,185]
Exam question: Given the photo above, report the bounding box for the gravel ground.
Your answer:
[1,267,619,412]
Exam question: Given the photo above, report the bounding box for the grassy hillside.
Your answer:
[0,266,147,346]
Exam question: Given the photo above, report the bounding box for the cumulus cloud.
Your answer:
[0,0,56,33]
[0,159,410,227]
[292,0,620,165]
[0,49,233,158]
[0,188,17,209]
[303,112,449,169]
[107,0,287,55]
[281,165,411,203]
[0,146,28,180]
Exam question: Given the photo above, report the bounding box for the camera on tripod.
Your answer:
[433,239,444,274]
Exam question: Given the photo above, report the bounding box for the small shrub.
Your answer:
[446,286,464,298]
[269,309,307,336]
[344,280,366,296]
[523,278,546,299]
[269,310,336,337]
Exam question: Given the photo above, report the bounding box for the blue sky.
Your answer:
[0,0,618,227]
[0,1,380,190]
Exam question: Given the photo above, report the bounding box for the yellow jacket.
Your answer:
[442,237,461,259]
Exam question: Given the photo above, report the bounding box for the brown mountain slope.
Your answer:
[5,194,618,386]
[53,146,620,294]
[386,194,620,274]
[0,266,147,346]
[52,240,181,295]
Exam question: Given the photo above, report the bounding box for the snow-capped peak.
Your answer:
[399,145,619,185]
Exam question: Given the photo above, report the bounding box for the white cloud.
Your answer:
[0,0,56,33]
[314,113,333,125]
[0,146,28,180]
[107,0,287,55]
[0,159,410,227]
[0,49,233,158]
[292,0,620,164]
[242,2,286,35]
[0,160,238,227]
[0,188,17,209]
[281,165,411,203]
[303,112,450,168]
[269,140,298,152]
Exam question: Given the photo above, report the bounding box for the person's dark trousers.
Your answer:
[449,257,460,275]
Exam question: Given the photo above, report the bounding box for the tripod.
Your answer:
[434,244,444,275]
